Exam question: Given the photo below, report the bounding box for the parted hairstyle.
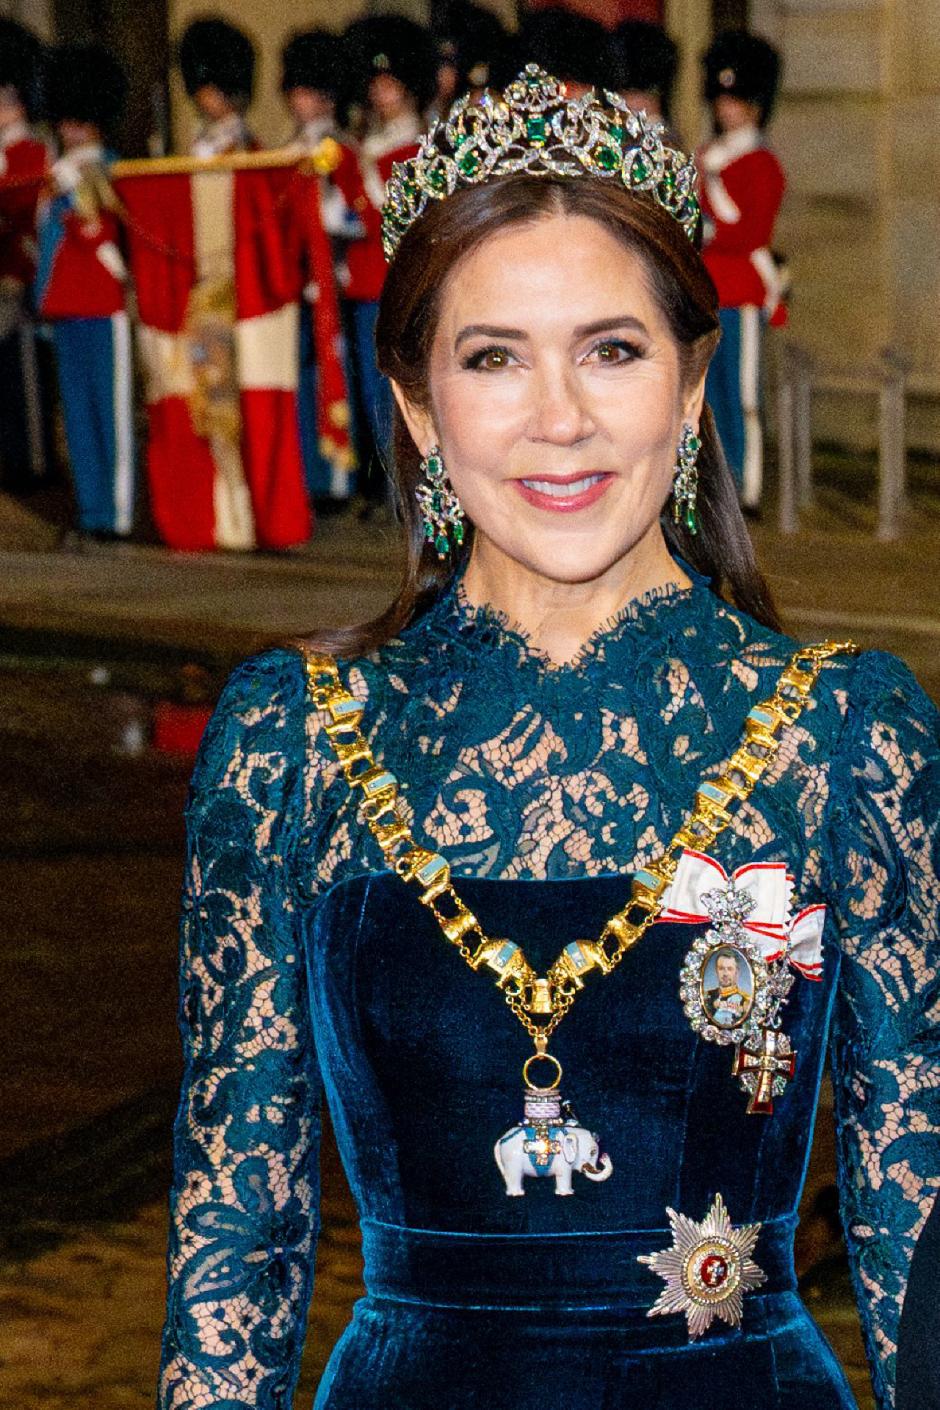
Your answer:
[309,173,780,656]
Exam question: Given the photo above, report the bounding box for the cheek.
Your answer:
[611,395,677,460]
[590,379,683,503]
[434,375,521,465]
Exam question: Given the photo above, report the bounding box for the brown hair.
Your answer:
[309,174,780,656]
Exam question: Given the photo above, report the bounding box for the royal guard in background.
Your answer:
[698,31,786,513]
[36,45,134,544]
[429,7,462,127]
[0,19,50,491]
[280,29,358,506]
[610,20,679,136]
[178,18,256,157]
[429,0,511,123]
[516,7,618,99]
[340,15,433,510]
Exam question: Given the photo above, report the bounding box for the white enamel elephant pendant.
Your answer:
[494,1086,613,1196]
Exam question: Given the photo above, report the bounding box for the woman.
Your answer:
[156,69,939,1410]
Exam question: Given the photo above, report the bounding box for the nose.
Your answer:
[527,365,596,448]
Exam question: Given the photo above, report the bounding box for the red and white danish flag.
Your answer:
[659,850,825,980]
[115,159,313,552]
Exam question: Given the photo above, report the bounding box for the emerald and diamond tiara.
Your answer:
[381,64,700,260]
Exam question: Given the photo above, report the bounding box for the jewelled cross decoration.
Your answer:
[732,1027,797,1115]
[524,1125,562,1167]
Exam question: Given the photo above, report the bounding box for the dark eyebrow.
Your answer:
[454,315,650,351]
[574,316,650,338]
[454,324,525,349]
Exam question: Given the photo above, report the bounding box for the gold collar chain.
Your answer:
[301,638,855,1054]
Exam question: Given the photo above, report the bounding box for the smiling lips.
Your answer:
[514,471,614,513]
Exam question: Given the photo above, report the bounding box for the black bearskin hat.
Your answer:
[179,18,256,104]
[431,0,511,94]
[703,30,781,126]
[612,21,678,115]
[343,15,438,112]
[516,7,618,93]
[0,18,43,119]
[45,44,128,132]
[281,30,341,98]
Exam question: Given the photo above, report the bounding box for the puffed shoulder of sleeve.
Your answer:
[834,647,938,748]
[186,646,311,812]
[823,647,939,904]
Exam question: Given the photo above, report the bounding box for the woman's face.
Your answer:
[395,211,705,587]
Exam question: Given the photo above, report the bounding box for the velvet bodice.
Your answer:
[156,574,940,1410]
[309,873,837,1235]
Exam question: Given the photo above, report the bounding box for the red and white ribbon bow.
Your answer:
[659,850,824,981]
[784,904,825,981]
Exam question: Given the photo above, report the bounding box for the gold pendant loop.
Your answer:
[522,1050,563,1092]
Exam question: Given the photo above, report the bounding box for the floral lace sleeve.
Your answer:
[826,651,940,1410]
[157,651,322,1409]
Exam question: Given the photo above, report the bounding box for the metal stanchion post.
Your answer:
[794,345,814,510]
[876,349,908,542]
[776,341,797,534]
[18,320,46,482]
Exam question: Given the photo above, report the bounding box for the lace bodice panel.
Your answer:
[157,577,940,1410]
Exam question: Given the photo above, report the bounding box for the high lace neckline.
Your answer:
[412,562,704,679]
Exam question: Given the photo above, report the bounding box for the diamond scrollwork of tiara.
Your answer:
[381,63,701,259]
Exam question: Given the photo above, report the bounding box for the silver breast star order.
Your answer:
[638,1193,767,1337]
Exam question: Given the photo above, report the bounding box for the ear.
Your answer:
[681,371,707,434]
[390,379,436,459]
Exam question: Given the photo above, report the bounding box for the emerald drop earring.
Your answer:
[673,423,701,535]
[416,445,465,559]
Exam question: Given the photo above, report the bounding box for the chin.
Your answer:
[512,536,646,587]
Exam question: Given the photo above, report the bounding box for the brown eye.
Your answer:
[589,339,642,365]
[463,345,514,370]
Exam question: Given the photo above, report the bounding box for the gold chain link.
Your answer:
[301,636,856,1049]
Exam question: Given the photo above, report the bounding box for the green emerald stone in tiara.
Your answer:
[381,63,701,260]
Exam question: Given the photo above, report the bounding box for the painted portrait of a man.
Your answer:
[703,948,754,1028]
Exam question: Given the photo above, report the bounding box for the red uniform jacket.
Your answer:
[36,146,127,320]
[697,128,786,324]
[0,130,48,288]
[332,116,420,304]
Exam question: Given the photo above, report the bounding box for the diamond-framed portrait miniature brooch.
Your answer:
[663,855,826,1114]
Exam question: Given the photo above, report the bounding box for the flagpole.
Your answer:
[111,149,304,178]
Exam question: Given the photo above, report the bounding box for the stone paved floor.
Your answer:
[3,464,937,1409]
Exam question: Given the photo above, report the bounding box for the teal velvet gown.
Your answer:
[156,571,940,1410]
